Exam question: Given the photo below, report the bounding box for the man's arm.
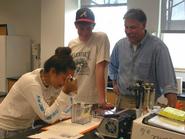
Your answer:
[96,61,107,104]
[155,41,178,108]
[112,80,120,95]
[96,61,113,109]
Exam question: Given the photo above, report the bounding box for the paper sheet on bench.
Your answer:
[29,118,101,139]
[29,129,83,139]
[148,115,185,134]
[44,118,101,133]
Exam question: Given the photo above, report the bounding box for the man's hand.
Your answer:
[113,84,120,96]
[165,93,177,108]
[62,76,77,95]
[98,96,114,110]
[99,102,114,110]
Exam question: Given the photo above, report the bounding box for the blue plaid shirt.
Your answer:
[109,31,177,98]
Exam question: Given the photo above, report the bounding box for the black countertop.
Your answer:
[177,93,185,100]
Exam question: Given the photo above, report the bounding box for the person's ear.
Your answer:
[143,22,146,28]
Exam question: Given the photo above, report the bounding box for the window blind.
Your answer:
[81,0,127,7]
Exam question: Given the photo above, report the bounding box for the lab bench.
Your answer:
[106,87,185,110]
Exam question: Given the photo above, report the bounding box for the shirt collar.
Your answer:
[140,30,149,46]
[129,30,150,50]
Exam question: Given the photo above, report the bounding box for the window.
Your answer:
[81,0,127,53]
[161,0,185,69]
[162,33,185,69]
[81,0,127,6]
[161,0,185,32]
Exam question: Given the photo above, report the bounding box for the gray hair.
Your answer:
[123,8,147,24]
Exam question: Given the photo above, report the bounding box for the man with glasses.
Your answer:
[68,8,112,109]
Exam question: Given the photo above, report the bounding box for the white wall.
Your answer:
[41,0,79,66]
[64,0,79,46]
[41,0,65,66]
[0,0,41,44]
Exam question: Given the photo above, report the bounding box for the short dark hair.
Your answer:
[44,47,76,74]
[124,8,147,24]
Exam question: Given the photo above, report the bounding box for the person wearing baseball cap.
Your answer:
[74,8,96,42]
[68,7,113,109]
[75,7,95,24]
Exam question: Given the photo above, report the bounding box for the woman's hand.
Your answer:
[165,93,177,108]
[62,75,77,95]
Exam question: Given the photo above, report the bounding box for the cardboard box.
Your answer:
[131,114,185,139]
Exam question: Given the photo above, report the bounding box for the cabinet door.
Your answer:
[0,77,6,93]
[106,90,117,106]
[0,36,6,78]
[0,36,6,92]
[7,79,17,92]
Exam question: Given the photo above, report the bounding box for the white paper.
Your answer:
[28,130,83,139]
[28,118,102,139]
[44,118,102,134]
[148,115,185,134]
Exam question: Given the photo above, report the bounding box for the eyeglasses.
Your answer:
[76,23,95,30]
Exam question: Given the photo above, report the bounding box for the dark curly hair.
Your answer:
[44,47,76,74]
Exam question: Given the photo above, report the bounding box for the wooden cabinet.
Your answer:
[106,89,117,106]
[106,89,185,110]
[7,78,18,92]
